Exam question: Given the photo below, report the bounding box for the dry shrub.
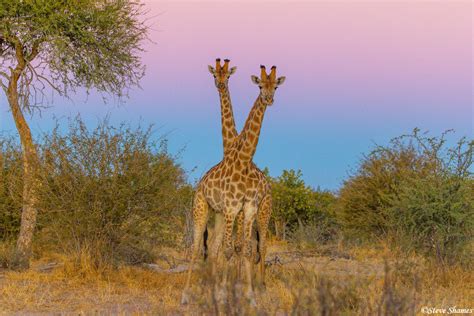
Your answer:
[1,116,193,265]
[35,117,193,264]
[337,129,473,264]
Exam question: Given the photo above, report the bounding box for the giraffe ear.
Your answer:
[229,66,237,75]
[276,76,286,86]
[251,75,260,85]
[208,65,215,74]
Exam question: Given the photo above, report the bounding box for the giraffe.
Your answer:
[181,65,285,305]
[207,58,271,279]
[208,58,238,156]
[203,58,239,265]
[203,58,237,261]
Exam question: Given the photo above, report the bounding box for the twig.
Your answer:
[142,263,197,274]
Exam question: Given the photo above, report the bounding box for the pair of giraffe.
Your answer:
[182,59,285,305]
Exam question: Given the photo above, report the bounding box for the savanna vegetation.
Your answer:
[0,122,472,314]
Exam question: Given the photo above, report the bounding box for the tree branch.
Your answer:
[3,33,26,83]
[27,63,63,95]
[0,70,9,81]
[9,34,26,69]
[26,39,42,61]
[0,79,7,92]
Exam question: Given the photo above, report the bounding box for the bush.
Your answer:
[337,140,429,237]
[271,169,338,242]
[0,137,23,240]
[337,129,473,263]
[0,117,193,265]
[388,173,473,265]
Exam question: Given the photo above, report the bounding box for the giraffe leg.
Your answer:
[181,191,209,305]
[234,211,244,254]
[221,209,239,286]
[242,202,258,306]
[234,211,244,280]
[256,194,271,287]
[212,208,238,306]
[211,213,230,307]
[209,213,225,276]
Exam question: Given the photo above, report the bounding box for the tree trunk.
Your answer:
[7,71,40,270]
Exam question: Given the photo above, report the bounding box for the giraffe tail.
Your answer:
[203,225,209,260]
[254,229,261,264]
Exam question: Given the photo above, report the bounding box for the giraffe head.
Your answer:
[208,58,237,90]
[251,65,286,105]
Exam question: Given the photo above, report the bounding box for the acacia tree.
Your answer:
[0,0,148,269]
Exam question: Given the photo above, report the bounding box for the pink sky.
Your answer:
[1,0,472,189]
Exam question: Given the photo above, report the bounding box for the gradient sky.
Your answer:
[0,1,472,190]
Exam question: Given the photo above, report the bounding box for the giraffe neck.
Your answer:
[218,87,238,157]
[234,95,267,165]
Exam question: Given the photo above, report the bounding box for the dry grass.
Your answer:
[0,247,187,314]
[0,242,472,315]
